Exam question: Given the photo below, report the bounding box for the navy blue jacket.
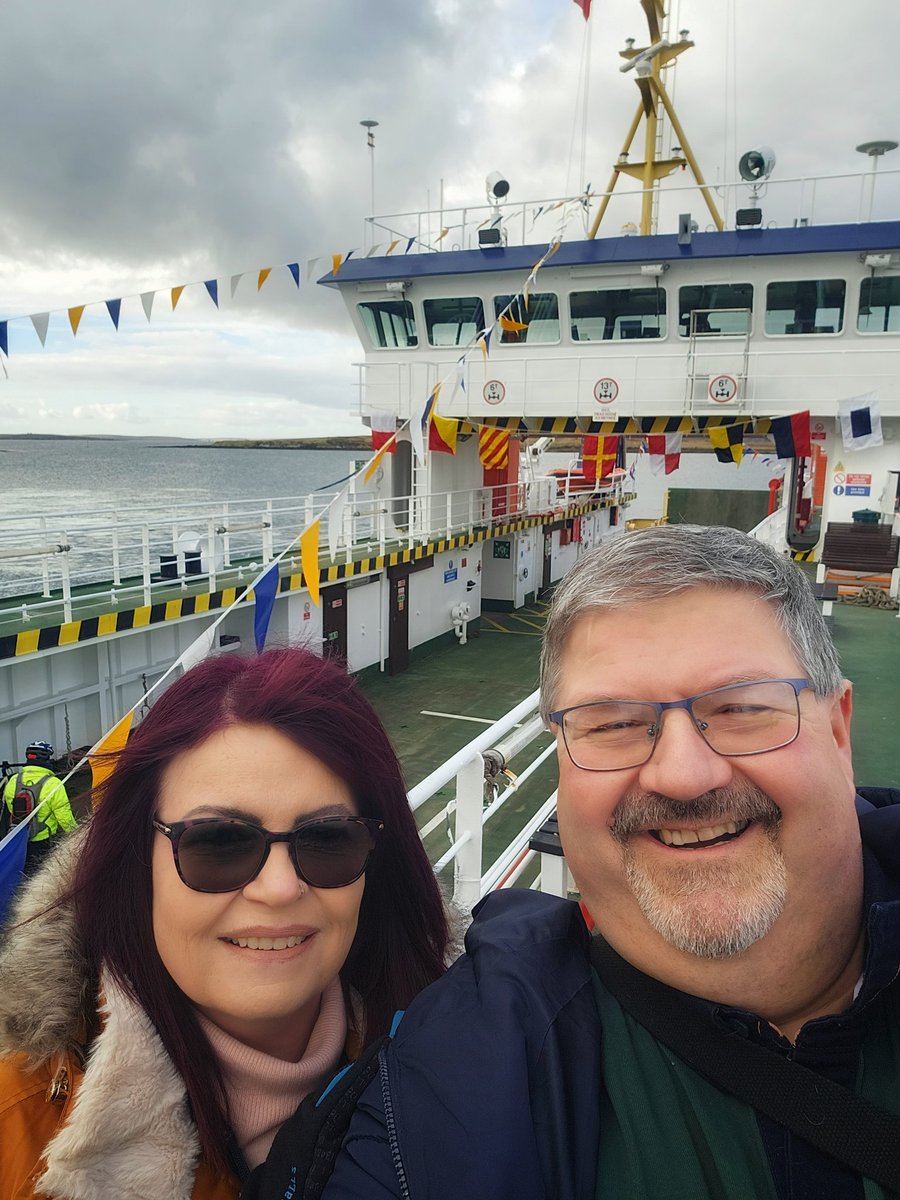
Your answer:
[322,789,900,1200]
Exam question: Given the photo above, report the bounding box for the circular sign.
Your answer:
[833,472,846,486]
[708,374,738,404]
[593,377,619,405]
[483,380,506,405]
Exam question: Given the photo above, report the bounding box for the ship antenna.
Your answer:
[587,0,723,237]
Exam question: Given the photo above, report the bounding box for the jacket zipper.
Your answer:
[380,1046,411,1200]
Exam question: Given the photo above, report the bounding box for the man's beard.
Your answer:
[609,783,786,958]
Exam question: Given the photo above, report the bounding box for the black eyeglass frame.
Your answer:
[548,677,814,772]
[152,815,384,893]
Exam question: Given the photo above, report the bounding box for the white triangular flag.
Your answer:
[176,623,218,673]
[230,274,244,299]
[140,291,155,322]
[30,313,50,346]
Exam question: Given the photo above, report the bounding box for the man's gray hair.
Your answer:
[539,524,843,720]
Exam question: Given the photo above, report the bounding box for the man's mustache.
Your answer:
[609,783,782,843]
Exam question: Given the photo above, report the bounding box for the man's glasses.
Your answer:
[549,678,813,772]
[153,815,384,893]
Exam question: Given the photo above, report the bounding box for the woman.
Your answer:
[0,647,449,1199]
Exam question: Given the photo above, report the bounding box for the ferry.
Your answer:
[2,0,899,907]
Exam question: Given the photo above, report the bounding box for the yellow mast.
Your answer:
[587,0,723,238]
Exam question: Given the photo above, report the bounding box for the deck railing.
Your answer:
[0,474,605,624]
[407,688,567,911]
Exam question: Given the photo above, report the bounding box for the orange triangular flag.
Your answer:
[364,440,393,483]
[386,240,400,255]
[499,314,528,333]
[257,268,271,290]
[68,306,85,336]
[89,710,135,798]
[300,520,321,607]
[332,254,343,276]
[171,286,185,310]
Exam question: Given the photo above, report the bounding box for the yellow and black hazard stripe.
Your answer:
[636,416,694,435]
[791,548,817,562]
[1,496,620,662]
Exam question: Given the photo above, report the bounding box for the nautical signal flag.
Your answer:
[708,423,745,465]
[0,826,27,927]
[572,0,591,18]
[479,427,510,469]
[369,409,397,453]
[428,414,458,455]
[252,563,280,654]
[838,393,883,451]
[647,433,683,476]
[769,412,811,459]
[582,435,619,482]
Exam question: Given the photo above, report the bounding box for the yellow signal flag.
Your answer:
[332,254,344,276]
[257,268,271,290]
[171,286,185,310]
[364,439,393,483]
[68,306,85,336]
[89,710,135,800]
[386,240,400,255]
[499,314,528,333]
[300,519,322,607]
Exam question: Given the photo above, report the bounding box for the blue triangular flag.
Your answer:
[105,298,122,329]
[0,321,7,356]
[0,826,28,926]
[253,564,280,653]
[204,280,219,308]
[405,236,416,253]
[288,262,300,287]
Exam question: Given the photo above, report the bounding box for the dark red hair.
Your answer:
[72,647,448,1173]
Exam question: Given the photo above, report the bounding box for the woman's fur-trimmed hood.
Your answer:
[0,827,201,1199]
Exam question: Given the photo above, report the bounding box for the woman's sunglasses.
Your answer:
[152,815,384,893]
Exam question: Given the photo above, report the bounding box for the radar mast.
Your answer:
[588,0,723,237]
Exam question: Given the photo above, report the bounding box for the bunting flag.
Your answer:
[450,355,467,401]
[288,262,300,288]
[89,710,135,795]
[68,306,85,336]
[838,393,883,451]
[582,435,620,482]
[770,412,811,459]
[422,383,441,430]
[0,321,8,356]
[332,254,344,276]
[708,423,745,465]
[176,623,218,673]
[252,563,280,653]
[647,433,683,476]
[364,439,393,483]
[204,280,219,308]
[386,240,400,255]
[300,520,321,606]
[230,274,243,299]
[478,327,493,362]
[0,825,27,927]
[479,427,510,469]
[429,414,459,455]
[327,484,350,561]
[257,268,271,291]
[31,313,49,346]
[405,237,416,253]
[573,2,591,23]
[171,286,185,310]
[499,314,528,334]
[306,258,320,281]
[141,291,155,321]
[105,299,122,330]
[370,409,398,452]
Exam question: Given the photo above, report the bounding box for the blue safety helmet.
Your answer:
[25,740,54,764]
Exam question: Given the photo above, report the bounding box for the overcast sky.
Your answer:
[0,0,897,439]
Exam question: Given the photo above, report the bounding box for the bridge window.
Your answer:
[569,288,666,341]
[678,283,753,336]
[765,279,845,335]
[493,293,560,343]
[858,276,900,333]
[358,300,418,348]
[424,296,485,346]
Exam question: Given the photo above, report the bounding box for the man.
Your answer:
[261,525,900,1200]
[3,740,77,874]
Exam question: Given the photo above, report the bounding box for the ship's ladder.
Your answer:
[684,307,752,408]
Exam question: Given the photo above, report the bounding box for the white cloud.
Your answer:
[0,0,897,437]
